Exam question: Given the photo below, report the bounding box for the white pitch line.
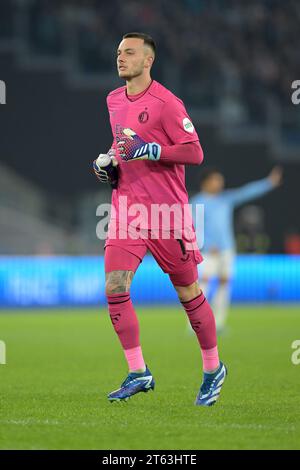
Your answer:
[0,419,296,433]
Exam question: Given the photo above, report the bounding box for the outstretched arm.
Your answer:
[224,167,283,207]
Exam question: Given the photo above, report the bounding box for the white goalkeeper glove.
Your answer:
[93,149,119,188]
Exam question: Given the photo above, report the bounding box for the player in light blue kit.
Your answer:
[190,166,282,332]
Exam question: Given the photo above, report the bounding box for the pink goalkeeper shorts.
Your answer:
[104,228,203,286]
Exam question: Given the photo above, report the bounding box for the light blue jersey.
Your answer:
[190,178,273,252]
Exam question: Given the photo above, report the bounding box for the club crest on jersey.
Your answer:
[183,117,194,133]
[138,110,149,123]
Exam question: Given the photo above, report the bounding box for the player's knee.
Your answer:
[219,277,229,285]
[105,270,134,296]
[175,281,202,302]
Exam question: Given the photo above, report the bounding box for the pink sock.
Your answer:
[124,346,145,371]
[107,293,145,370]
[181,292,219,371]
[201,346,220,372]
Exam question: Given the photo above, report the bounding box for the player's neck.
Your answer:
[126,76,152,96]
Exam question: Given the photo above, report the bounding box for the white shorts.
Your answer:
[198,249,235,280]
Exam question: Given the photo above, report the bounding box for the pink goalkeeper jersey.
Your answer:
[106,80,199,231]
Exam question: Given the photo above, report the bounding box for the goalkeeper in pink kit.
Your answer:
[93,32,227,406]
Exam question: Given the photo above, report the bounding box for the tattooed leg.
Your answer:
[105,270,134,295]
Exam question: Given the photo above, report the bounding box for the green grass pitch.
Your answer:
[0,305,300,450]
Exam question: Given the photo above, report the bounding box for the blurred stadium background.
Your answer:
[0,0,299,306]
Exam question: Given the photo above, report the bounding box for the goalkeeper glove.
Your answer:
[117,128,161,162]
[93,149,119,189]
